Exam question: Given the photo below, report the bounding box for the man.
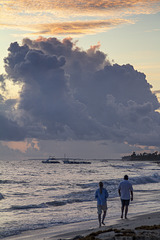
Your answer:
[95,181,109,227]
[118,175,133,219]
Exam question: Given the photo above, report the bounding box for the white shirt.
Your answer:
[118,180,133,200]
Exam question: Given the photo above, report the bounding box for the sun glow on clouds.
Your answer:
[0,19,133,36]
[2,139,40,153]
[27,19,133,36]
[0,0,160,35]
[1,0,160,14]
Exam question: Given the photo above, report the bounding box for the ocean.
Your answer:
[0,158,160,238]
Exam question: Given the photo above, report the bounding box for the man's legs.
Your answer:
[125,205,128,219]
[121,205,124,218]
[121,200,130,219]
[121,199,125,218]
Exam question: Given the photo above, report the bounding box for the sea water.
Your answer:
[0,158,160,238]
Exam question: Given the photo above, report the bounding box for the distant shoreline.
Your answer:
[122,151,160,162]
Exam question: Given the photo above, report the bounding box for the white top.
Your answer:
[118,180,133,200]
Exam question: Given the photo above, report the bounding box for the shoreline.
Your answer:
[3,211,160,240]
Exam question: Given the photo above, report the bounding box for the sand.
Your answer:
[3,211,160,240]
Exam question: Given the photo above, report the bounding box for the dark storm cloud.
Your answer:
[0,114,26,141]
[1,37,160,146]
[0,96,26,140]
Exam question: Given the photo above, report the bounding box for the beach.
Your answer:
[1,159,160,239]
[3,211,160,240]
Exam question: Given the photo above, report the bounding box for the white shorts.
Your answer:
[97,204,107,214]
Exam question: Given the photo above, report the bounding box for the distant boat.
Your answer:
[42,156,60,163]
[63,159,91,164]
[122,151,160,161]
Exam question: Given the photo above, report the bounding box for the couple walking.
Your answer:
[95,175,133,227]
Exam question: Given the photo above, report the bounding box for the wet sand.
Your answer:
[4,211,160,240]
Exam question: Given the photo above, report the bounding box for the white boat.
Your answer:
[42,156,60,164]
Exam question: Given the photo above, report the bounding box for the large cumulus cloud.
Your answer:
[1,37,160,147]
[0,94,26,141]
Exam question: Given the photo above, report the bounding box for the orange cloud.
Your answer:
[0,19,133,36]
[0,0,159,35]
[30,19,133,35]
[2,139,40,153]
[1,0,160,15]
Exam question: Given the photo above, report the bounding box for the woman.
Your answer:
[95,181,109,227]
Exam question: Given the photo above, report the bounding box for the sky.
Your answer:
[0,0,160,160]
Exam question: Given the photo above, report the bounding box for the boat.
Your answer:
[42,156,60,163]
[122,151,160,161]
[63,159,91,164]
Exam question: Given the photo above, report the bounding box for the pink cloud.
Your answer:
[18,19,133,36]
[1,0,159,35]
[3,0,160,14]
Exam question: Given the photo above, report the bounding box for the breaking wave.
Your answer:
[10,199,85,210]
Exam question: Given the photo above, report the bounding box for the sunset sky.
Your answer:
[0,0,160,159]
